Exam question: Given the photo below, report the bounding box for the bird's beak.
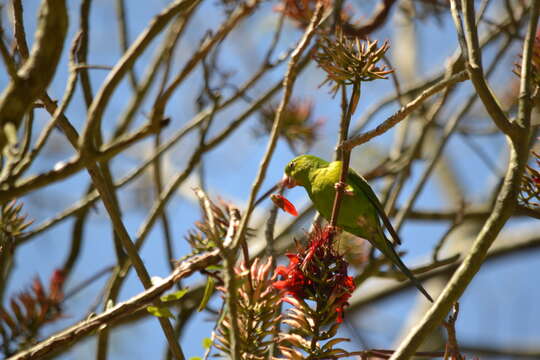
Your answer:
[281,174,298,189]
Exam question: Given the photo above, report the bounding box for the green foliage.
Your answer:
[198,277,215,312]
[161,288,189,302]
[146,306,174,319]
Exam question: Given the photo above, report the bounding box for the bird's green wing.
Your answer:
[347,169,402,245]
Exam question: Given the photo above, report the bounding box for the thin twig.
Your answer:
[223,6,324,358]
[80,0,201,152]
[231,3,324,251]
[0,0,68,152]
[115,0,139,90]
[329,82,360,228]
[5,250,221,360]
[11,32,83,179]
[0,122,166,203]
[150,0,261,124]
[350,233,540,311]
[389,5,538,356]
[453,0,516,137]
[11,0,30,59]
[341,71,468,151]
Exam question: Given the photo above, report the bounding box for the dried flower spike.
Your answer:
[256,98,324,153]
[1,200,33,255]
[314,31,393,93]
[215,258,281,359]
[184,188,247,255]
[1,200,33,241]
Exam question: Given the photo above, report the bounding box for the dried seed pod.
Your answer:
[314,31,393,94]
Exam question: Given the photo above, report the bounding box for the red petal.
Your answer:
[282,197,298,216]
[271,194,298,216]
[336,308,344,323]
[274,265,288,276]
[285,253,300,265]
[272,280,289,290]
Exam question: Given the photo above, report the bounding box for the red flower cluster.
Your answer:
[273,226,356,323]
[273,253,308,298]
[22,269,65,321]
[0,269,66,353]
[44,269,66,304]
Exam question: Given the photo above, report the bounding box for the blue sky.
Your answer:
[1,1,539,359]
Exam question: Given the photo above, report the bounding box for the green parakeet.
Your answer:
[283,154,433,302]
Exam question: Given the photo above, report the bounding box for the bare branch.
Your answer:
[5,250,220,360]
[341,71,468,151]
[0,0,68,152]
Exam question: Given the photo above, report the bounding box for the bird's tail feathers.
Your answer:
[378,236,434,303]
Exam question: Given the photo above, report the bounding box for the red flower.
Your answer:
[271,194,298,216]
[333,274,356,323]
[273,254,310,299]
[272,226,356,324]
[49,269,65,303]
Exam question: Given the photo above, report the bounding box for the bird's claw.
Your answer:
[334,181,354,196]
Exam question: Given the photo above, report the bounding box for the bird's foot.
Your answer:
[334,181,354,196]
[326,225,341,235]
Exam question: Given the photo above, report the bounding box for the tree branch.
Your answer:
[0,0,68,152]
[231,4,324,250]
[389,5,538,356]
[341,71,468,151]
[6,250,220,360]
[80,0,200,152]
